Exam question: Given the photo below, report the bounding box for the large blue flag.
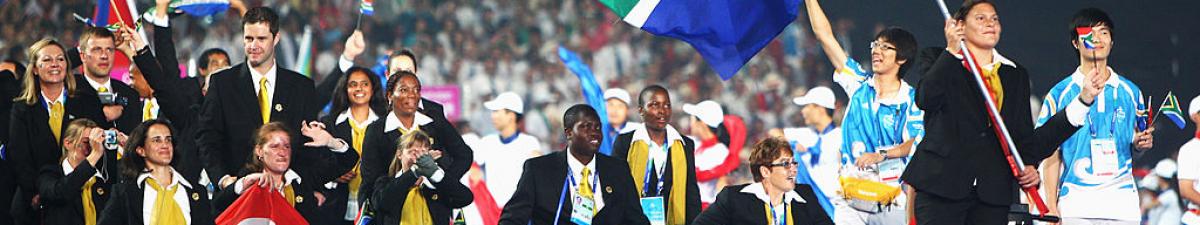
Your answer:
[558,46,615,156]
[600,0,801,80]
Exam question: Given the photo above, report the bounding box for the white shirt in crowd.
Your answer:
[474,132,541,207]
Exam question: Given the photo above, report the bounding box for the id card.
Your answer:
[640,197,666,225]
[570,195,596,225]
[877,158,905,186]
[1090,139,1119,177]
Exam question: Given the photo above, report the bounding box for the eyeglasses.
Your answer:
[764,161,799,168]
[870,41,897,51]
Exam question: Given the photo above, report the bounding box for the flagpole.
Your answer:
[108,0,130,27]
[356,11,363,30]
[935,0,1058,222]
[1151,92,1172,127]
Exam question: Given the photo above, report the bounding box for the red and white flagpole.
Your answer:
[934,0,1059,222]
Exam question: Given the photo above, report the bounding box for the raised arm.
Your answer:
[805,0,849,70]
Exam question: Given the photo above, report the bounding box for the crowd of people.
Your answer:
[0,0,1198,225]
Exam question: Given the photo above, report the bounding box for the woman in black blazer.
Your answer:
[369,130,473,225]
[37,119,119,225]
[98,119,214,225]
[314,66,389,225]
[8,38,106,224]
[694,137,833,225]
[212,121,358,223]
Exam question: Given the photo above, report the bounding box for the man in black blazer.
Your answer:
[198,7,347,190]
[610,85,701,225]
[500,104,648,225]
[75,27,144,133]
[901,2,1102,224]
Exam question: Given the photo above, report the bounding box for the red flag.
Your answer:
[215,185,309,225]
[468,164,501,225]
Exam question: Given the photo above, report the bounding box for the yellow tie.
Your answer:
[258,77,271,124]
[348,120,367,196]
[283,185,296,206]
[580,167,594,198]
[97,87,108,93]
[145,178,186,225]
[399,187,432,225]
[82,177,97,225]
[49,101,64,141]
[981,63,1004,110]
[143,99,156,121]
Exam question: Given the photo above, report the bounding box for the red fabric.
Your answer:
[695,116,745,181]
[215,185,309,225]
[468,164,501,225]
[91,0,136,82]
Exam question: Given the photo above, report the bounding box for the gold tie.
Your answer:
[258,77,271,124]
[146,178,186,225]
[97,87,108,93]
[82,177,97,225]
[49,101,64,140]
[143,99,155,121]
[283,185,296,206]
[580,167,594,198]
[349,120,367,196]
[981,63,1004,110]
[399,187,432,225]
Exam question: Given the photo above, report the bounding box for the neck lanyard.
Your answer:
[765,200,787,225]
[642,142,669,196]
[1088,88,1118,138]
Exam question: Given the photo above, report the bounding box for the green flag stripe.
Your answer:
[600,0,640,18]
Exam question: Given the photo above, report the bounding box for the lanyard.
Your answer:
[642,143,669,196]
[764,201,787,225]
[1088,88,1118,138]
[567,166,598,197]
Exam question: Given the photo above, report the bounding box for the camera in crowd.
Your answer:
[103,130,119,150]
[98,92,128,106]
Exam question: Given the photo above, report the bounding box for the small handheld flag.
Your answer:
[1158,92,1187,129]
[359,0,374,16]
[1076,27,1098,49]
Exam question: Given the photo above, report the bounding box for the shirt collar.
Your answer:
[740,182,806,204]
[84,76,114,92]
[632,124,684,147]
[864,78,915,105]
[336,108,380,126]
[283,169,303,185]
[566,149,597,178]
[988,49,1017,68]
[384,110,433,132]
[136,168,193,189]
[248,63,278,87]
[1069,66,1123,88]
[60,159,105,179]
[41,86,67,105]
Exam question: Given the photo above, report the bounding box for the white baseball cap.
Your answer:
[682,100,724,127]
[793,86,836,109]
[484,92,525,114]
[1189,95,1200,116]
[1155,159,1177,178]
[604,88,632,105]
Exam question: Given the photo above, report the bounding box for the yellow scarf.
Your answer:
[349,119,367,197]
[981,62,1004,110]
[762,202,794,225]
[283,185,296,206]
[82,177,97,225]
[145,177,186,225]
[398,186,432,225]
[627,140,688,225]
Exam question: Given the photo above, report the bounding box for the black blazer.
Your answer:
[131,50,205,183]
[610,131,701,225]
[901,51,1080,205]
[369,166,473,225]
[498,151,649,225]
[97,174,214,225]
[212,174,324,223]
[313,112,380,225]
[693,183,833,225]
[36,149,119,225]
[198,63,348,185]
[73,75,144,133]
[8,89,106,194]
[358,113,473,205]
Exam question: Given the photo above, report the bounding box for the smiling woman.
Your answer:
[693,137,833,225]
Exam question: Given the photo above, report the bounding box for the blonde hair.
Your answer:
[387,130,432,177]
[59,119,100,162]
[17,39,77,105]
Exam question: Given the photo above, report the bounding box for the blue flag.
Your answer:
[601,0,801,80]
[558,46,615,156]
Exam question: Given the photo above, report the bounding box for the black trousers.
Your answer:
[913,188,1008,225]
